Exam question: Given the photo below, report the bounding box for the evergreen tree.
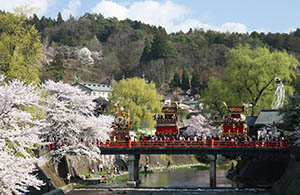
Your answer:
[281,75,300,131]
[29,14,40,31]
[140,38,151,61]
[170,72,181,89]
[191,71,201,95]
[150,27,171,59]
[181,69,190,91]
[46,53,65,82]
[56,12,64,25]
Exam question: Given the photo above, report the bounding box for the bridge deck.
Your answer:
[98,140,290,155]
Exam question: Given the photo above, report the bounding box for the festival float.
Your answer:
[111,110,131,141]
[154,102,179,137]
[221,106,248,137]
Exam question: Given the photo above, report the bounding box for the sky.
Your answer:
[0,0,299,34]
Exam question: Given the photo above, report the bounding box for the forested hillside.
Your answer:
[26,12,300,95]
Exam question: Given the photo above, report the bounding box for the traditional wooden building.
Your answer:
[73,82,111,100]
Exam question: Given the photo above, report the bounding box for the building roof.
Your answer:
[246,116,257,126]
[254,110,283,125]
[75,82,111,92]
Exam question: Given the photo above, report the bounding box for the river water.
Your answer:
[68,167,269,195]
[140,167,235,187]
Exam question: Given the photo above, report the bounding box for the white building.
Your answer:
[73,82,111,100]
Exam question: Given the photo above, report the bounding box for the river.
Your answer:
[68,167,269,195]
[140,167,236,187]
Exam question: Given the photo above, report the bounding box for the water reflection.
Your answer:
[68,167,268,195]
[140,167,235,188]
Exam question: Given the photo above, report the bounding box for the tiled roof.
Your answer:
[246,116,257,126]
[254,110,283,125]
[78,82,111,92]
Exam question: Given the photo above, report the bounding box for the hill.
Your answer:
[28,12,300,95]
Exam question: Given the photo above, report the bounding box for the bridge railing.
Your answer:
[97,140,290,149]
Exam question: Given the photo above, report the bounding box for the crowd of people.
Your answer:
[121,133,286,143]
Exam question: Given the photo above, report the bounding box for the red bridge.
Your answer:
[48,140,290,155]
[98,140,290,155]
[48,140,290,187]
[97,140,290,187]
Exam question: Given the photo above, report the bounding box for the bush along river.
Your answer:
[68,165,269,195]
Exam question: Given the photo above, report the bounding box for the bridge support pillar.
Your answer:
[208,154,217,187]
[127,154,140,187]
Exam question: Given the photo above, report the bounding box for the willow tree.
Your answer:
[202,46,298,117]
[0,10,43,84]
[108,77,162,132]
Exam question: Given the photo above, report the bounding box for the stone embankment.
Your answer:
[226,155,289,186]
[271,150,300,195]
[34,154,198,193]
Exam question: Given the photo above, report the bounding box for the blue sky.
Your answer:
[0,0,299,33]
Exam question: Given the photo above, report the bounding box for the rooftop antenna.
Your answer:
[271,77,285,109]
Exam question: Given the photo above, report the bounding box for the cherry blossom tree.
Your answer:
[0,76,44,195]
[185,114,221,139]
[42,81,114,165]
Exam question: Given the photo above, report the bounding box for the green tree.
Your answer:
[201,77,236,118]
[0,11,43,84]
[108,77,162,132]
[281,75,300,131]
[29,13,40,30]
[140,38,151,61]
[150,27,172,59]
[45,53,65,82]
[170,72,181,89]
[56,12,64,25]
[191,71,202,95]
[181,69,190,91]
[202,46,298,116]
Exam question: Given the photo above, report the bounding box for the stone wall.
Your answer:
[227,155,290,186]
[65,155,100,177]
[38,161,66,188]
[271,153,300,195]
